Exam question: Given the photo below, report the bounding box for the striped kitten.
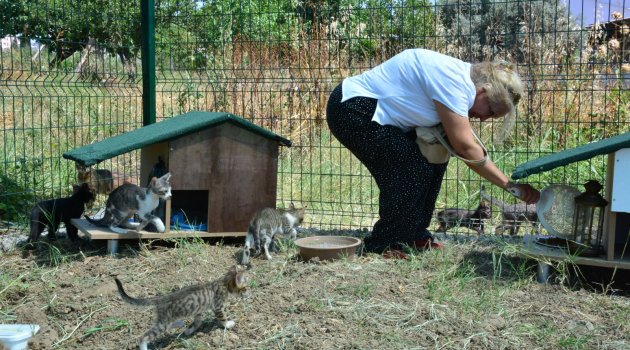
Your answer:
[241,203,306,265]
[481,190,538,235]
[115,266,247,350]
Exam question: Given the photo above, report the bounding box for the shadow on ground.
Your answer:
[462,247,630,296]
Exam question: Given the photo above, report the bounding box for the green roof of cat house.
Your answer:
[511,131,630,269]
[63,111,292,234]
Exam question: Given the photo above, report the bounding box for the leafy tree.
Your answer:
[436,0,582,63]
[360,0,435,56]
[435,0,583,130]
[0,0,141,71]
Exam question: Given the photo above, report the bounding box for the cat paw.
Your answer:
[168,320,186,329]
[152,219,166,232]
[264,254,273,260]
[221,320,235,329]
[109,226,128,234]
[183,326,198,335]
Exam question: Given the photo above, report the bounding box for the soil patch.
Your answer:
[1,229,629,350]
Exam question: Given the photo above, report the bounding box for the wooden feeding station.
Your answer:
[511,131,630,281]
[63,111,291,253]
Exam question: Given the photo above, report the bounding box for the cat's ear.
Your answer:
[289,202,295,209]
[160,172,171,181]
[72,184,80,193]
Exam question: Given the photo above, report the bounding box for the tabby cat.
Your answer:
[115,266,247,350]
[241,203,306,265]
[76,163,131,195]
[481,190,538,236]
[436,200,492,234]
[85,173,171,234]
[28,183,96,244]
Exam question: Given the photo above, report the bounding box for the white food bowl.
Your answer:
[0,324,40,350]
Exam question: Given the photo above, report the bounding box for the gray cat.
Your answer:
[481,190,538,236]
[86,173,172,234]
[115,266,247,350]
[436,200,492,235]
[241,203,306,265]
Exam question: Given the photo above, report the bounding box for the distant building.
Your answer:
[1,35,20,51]
[587,14,630,87]
[567,0,626,27]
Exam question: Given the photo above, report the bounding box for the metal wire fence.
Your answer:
[1,0,628,236]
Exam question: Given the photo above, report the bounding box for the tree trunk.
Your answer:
[31,43,45,62]
[74,38,96,74]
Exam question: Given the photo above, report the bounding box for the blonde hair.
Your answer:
[471,60,524,142]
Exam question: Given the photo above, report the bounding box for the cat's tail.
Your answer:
[85,212,111,227]
[480,190,507,211]
[114,278,155,306]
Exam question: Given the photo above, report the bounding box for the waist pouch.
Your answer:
[415,124,489,165]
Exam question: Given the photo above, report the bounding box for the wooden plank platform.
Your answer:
[71,218,246,240]
[522,234,630,270]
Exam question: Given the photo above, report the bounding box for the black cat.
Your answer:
[436,200,492,234]
[28,183,96,243]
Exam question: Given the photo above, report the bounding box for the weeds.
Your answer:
[0,237,628,349]
[53,305,109,348]
[82,317,130,339]
[558,335,592,349]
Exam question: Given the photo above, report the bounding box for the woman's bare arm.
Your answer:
[433,100,539,203]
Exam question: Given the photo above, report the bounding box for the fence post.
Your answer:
[141,0,156,126]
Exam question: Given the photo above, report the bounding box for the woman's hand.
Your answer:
[433,100,540,204]
[507,182,540,204]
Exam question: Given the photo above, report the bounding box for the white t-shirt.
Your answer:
[342,49,476,131]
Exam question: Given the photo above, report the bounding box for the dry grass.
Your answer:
[0,236,629,349]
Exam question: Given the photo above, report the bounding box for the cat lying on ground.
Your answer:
[76,163,133,196]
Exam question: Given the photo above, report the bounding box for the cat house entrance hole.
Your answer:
[170,190,209,230]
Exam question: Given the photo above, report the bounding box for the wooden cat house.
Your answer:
[511,131,630,279]
[63,111,291,252]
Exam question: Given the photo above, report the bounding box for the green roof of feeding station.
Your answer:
[511,132,630,180]
[63,111,292,166]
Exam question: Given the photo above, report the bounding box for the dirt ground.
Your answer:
[1,229,630,350]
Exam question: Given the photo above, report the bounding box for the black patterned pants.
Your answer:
[326,83,448,252]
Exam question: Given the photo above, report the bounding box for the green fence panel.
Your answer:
[1,0,628,237]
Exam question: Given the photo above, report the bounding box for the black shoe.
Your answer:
[361,235,404,255]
